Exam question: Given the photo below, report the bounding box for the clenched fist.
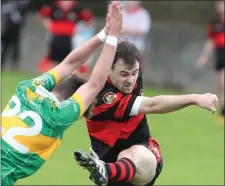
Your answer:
[194,93,219,113]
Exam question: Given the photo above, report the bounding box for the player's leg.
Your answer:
[106,138,163,186]
[75,148,137,185]
[75,144,159,185]
[116,145,157,185]
[112,138,163,186]
[74,136,163,186]
[101,144,157,186]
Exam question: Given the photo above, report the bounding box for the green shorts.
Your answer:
[1,140,44,186]
[1,155,17,186]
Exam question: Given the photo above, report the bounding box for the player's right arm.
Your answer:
[135,93,218,115]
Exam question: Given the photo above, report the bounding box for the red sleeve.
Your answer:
[79,9,93,22]
[207,24,215,39]
[92,91,137,121]
[39,5,52,18]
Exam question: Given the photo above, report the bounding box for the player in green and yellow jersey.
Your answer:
[1,2,123,185]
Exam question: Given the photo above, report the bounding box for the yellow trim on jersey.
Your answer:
[47,69,60,84]
[2,116,61,161]
[71,93,85,118]
[26,87,40,102]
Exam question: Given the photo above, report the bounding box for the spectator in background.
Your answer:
[121,1,151,68]
[38,0,93,72]
[197,0,224,124]
[1,0,30,70]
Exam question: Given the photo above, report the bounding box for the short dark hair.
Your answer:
[112,38,140,69]
[52,75,94,118]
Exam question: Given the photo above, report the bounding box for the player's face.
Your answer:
[110,58,139,94]
[216,1,224,15]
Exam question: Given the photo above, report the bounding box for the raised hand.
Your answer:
[107,1,123,38]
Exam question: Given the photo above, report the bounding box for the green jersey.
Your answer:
[1,69,85,185]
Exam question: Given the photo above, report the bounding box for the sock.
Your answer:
[105,158,136,182]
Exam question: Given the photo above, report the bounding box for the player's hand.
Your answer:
[194,93,219,113]
[107,1,123,38]
[103,5,111,35]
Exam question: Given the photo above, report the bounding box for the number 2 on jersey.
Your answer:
[2,96,43,153]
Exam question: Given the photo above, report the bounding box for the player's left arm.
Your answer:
[135,94,219,115]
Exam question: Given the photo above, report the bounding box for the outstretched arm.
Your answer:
[135,93,218,115]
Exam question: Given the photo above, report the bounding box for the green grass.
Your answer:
[2,71,224,185]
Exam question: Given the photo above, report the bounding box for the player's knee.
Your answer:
[118,145,157,185]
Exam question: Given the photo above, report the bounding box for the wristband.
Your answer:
[97,29,107,42]
[106,35,118,47]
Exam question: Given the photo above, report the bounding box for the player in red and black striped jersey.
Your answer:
[39,0,93,70]
[74,40,219,186]
[197,0,224,123]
